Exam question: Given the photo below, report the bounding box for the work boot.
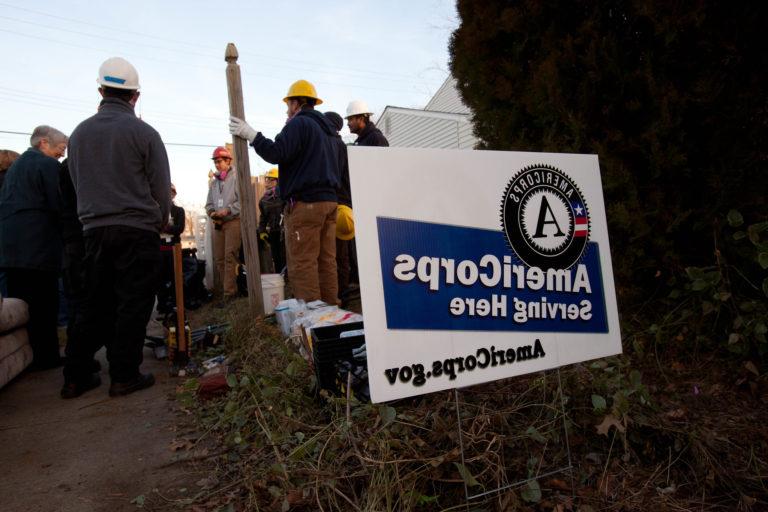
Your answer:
[60,374,102,399]
[109,373,155,397]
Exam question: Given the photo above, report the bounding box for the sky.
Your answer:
[0,0,458,210]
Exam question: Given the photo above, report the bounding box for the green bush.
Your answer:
[449,1,768,300]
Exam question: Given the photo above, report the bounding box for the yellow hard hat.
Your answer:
[336,205,354,240]
[265,167,278,179]
[283,79,323,105]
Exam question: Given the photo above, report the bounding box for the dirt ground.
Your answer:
[0,321,205,512]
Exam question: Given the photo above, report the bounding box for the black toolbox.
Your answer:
[310,322,366,396]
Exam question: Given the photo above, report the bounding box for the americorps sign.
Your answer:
[348,147,621,403]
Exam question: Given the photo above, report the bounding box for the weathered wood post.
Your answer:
[172,242,187,357]
[225,42,265,316]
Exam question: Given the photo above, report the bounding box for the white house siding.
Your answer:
[458,119,477,149]
[424,77,471,115]
[393,114,457,148]
[380,108,478,149]
[376,76,479,149]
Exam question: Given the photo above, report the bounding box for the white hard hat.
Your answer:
[97,57,140,90]
[345,100,372,119]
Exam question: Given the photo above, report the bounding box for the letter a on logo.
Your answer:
[532,195,565,239]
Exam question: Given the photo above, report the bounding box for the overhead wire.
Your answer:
[0,4,444,85]
[0,129,219,148]
[0,27,438,96]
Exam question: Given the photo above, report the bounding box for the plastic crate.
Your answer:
[311,322,365,395]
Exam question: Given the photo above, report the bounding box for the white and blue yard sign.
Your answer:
[348,147,621,403]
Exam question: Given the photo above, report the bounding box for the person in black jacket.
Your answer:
[0,126,67,370]
[323,111,357,300]
[230,79,340,304]
[157,184,186,314]
[258,168,285,274]
[345,100,389,147]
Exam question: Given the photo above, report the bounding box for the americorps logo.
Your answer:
[502,164,590,269]
[377,217,608,333]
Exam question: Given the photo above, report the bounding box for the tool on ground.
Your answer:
[168,242,190,371]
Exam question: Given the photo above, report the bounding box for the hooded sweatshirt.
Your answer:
[251,108,339,203]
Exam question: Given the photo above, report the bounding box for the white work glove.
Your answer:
[229,116,257,142]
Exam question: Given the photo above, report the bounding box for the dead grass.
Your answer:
[165,299,768,511]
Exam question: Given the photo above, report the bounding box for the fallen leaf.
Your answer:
[196,476,219,489]
[666,409,686,419]
[453,462,480,487]
[745,361,760,376]
[547,478,571,491]
[595,414,626,436]
[656,483,676,494]
[168,439,192,451]
[521,479,542,503]
[585,452,602,464]
[286,489,305,505]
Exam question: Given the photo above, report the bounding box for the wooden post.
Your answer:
[225,42,265,316]
[172,243,188,358]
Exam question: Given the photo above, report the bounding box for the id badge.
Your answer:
[217,199,224,208]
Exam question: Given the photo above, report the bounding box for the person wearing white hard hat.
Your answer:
[345,100,389,147]
[64,57,171,399]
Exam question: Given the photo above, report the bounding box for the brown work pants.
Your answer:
[284,201,338,304]
[212,217,241,297]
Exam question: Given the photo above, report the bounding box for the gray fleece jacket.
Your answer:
[68,97,171,233]
[205,168,240,222]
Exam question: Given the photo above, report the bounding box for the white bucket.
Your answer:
[260,273,285,315]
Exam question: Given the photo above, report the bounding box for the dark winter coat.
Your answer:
[258,188,284,234]
[0,147,62,271]
[354,121,389,147]
[251,108,339,203]
[160,203,185,246]
[333,135,352,207]
[59,159,82,245]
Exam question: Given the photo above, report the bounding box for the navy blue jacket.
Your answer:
[0,147,62,271]
[251,108,339,203]
[354,121,389,147]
